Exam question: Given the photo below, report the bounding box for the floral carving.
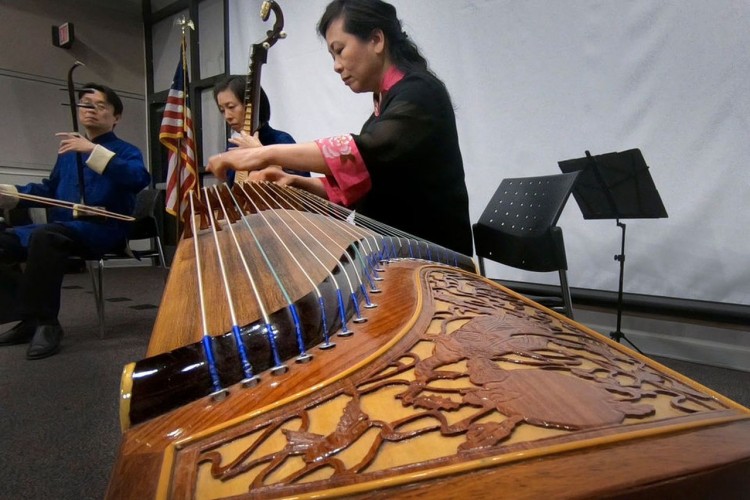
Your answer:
[185,268,731,497]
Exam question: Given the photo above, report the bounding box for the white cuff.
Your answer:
[86,144,115,174]
[0,184,19,210]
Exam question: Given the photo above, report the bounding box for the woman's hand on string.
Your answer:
[56,132,95,155]
[206,146,269,181]
[248,166,296,186]
[250,168,329,199]
[208,142,330,181]
[228,131,261,149]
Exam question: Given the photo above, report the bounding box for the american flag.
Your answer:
[160,39,197,217]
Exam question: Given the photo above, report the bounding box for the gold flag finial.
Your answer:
[175,15,195,34]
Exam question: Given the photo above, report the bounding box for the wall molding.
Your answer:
[574,306,750,373]
[0,165,51,177]
[0,67,145,101]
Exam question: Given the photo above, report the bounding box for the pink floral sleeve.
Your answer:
[315,134,371,206]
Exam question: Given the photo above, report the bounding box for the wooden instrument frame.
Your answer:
[107,184,750,499]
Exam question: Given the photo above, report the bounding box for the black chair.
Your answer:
[472,172,580,319]
[87,188,166,337]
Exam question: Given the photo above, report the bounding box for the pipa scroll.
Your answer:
[234,0,285,184]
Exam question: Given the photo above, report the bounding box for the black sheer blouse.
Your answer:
[352,71,473,255]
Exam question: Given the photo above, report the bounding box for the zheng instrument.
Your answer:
[107,181,750,498]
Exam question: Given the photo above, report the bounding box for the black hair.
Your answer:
[212,75,271,124]
[79,82,124,116]
[317,0,430,74]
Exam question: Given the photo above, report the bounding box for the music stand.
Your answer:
[558,148,667,352]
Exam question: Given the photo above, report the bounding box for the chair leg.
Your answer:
[155,236,167,269]
[154,236,169,285]
[87,259,106,338]
[558,269,574,320]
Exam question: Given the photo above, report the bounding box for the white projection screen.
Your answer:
[226,0,750,306]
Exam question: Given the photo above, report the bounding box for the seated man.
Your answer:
[0,82,150,359]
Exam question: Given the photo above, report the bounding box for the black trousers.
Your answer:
[0,224,86,322]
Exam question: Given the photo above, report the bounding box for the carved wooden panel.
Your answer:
[155,267,743,499]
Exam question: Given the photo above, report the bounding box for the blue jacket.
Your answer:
[12,131,150,255]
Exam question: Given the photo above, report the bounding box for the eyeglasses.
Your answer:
[77,100,111,112]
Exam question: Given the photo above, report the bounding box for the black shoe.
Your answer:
[0,319,37,346]
[26,324,64,360]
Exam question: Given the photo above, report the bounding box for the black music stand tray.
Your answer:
[558,148,667,352]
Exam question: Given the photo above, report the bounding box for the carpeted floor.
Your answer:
[0,265,748,499]
[0,266,159,500]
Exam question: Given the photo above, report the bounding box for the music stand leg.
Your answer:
[609,220,643,354]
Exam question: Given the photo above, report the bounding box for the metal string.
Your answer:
[205,185,261,383]
[188,191,227,398]
[241,182,358,335]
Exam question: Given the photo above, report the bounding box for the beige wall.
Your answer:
[0,0,144,92]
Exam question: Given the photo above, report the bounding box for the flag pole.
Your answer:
[160,15,197,241]
[176,18,188,231]
[175,133,182,243]
[176,16,194,240]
